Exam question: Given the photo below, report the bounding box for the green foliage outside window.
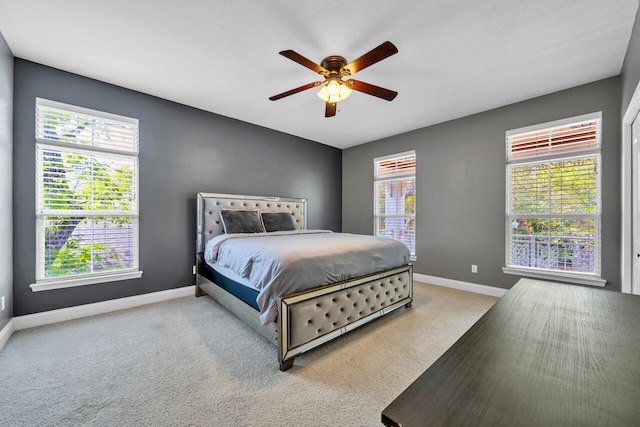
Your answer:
[39,110,136,279]
[510,157,596,238]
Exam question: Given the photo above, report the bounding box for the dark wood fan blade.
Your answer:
[269,82,322,101]
[325,102,337,117]
[279,50,328,75]
[342,41,398,75]
[349,79,398,101]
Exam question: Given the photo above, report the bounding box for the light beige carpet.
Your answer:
[0,282,497,426]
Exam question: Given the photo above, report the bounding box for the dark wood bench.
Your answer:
[382,278,640,426]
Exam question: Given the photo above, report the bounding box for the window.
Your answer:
[504,112,605,286]
[374,151,416,259]
[32,98,141,291]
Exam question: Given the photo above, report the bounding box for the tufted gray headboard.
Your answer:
[196,192,307,253]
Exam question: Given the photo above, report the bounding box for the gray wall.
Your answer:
[0,31,13,328]
[622,4,640,113]
[13,59,342,316]
[343,77,621,291]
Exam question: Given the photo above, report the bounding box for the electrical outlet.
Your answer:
[471,264,478,273]
[1,296,5,311]
[192,265,196,275]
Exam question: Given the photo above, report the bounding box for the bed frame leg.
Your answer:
[195,279,203,297]
[195,255,203,297]
[279,358,294,371]
[405,302,412,308]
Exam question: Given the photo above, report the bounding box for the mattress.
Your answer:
[201,261,260,311]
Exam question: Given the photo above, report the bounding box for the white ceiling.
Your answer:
[0,0,638,149]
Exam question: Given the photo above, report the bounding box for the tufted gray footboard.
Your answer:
[277,265,413,370]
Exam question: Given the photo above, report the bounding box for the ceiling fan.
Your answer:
[269,41,398,118]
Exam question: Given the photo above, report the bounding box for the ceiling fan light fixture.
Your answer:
[317,80,352,103]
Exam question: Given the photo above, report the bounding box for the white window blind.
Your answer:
[374,151,416,258]
[34,98,140,287]
[505,113,601,281]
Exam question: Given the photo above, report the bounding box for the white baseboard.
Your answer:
[0,318,15,351]
[12,285,195,332]
[413,273,508,298]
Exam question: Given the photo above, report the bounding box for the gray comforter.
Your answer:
[204,230,410,324]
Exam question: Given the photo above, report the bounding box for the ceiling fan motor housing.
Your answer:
[320,56,348,75]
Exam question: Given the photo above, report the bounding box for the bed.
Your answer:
[195,192,413,371]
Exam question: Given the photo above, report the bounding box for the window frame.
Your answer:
[31,98,142,291]
[373,150,416,261]
[502,112,606,286]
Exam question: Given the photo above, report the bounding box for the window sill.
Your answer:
[30,270,143,292]
[502,266,606,287]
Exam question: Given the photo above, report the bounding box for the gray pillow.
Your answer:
[261,211,296,232]
[220,209,264,234]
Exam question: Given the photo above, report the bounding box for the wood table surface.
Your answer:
[382,278,640,426]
